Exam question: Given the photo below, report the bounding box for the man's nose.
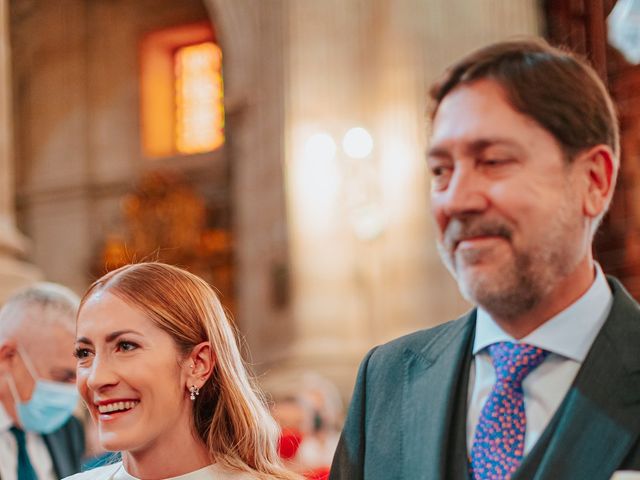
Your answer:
[438,166,489,218]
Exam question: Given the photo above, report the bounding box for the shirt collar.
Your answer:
[473,263,612,362]
[0,401,13,432]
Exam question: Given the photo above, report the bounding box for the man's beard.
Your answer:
[437,203,580,320]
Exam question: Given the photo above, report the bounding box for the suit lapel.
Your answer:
[43,430,69,478]
[401,312,475,479]
[515,278,640,480]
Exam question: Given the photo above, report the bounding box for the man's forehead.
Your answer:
[20,321,75,351]
[429,80,547,151]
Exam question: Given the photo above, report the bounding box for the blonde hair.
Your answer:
[80,263,300,479]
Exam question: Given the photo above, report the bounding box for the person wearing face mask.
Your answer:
[0,283,85,480]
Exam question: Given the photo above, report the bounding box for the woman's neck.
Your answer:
[122,428,211,479]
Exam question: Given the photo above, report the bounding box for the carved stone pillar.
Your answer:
[0,0,40,303]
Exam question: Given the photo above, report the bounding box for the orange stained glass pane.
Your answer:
[175,42,224,154]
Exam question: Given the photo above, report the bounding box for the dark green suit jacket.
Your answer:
[0,416,83,480]
[330,277,640,479]
[43,415,85,478]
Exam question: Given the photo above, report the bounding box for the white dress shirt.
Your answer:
[0,402,57,480]
[466,264,613,454]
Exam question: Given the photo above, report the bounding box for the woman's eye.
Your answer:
[73,348,91,359]
[117,341,138,352]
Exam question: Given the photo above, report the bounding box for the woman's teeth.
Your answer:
[98,400,139,414]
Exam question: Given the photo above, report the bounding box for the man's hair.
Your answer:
[0,282,80,336]
[429,37,620,164]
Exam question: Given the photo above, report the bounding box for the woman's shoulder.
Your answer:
[63,462,123,480]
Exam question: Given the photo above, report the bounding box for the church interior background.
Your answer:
[0,0,638,406]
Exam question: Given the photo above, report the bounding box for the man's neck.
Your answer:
[490,256,596,340]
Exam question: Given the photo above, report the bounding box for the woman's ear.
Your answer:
[185,341,215,389]
[577,145,616,218]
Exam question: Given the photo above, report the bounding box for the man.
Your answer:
[330,38,640,480]
[0,283,84,479]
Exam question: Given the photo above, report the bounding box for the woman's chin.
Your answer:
[99,432,135,453]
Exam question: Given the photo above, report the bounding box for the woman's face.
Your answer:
[75,291,191,453]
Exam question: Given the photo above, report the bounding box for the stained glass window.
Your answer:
[140,23,224,158]
[175,42,224,154]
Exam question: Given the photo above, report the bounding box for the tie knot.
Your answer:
[487,342,549,386]
[10,426,26,445]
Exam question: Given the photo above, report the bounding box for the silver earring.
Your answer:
[189,385,200,401]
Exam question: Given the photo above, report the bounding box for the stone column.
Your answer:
[0,0,40,303]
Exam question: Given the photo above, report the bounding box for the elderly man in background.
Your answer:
[0,283,84,480]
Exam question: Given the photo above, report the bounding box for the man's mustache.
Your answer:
[443,217,513,251]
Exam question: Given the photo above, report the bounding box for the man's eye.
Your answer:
[431,166,447,176]
[57,372,76,383]
[481,158,511,166]
[429,165,452,190]
[117,341,139,352]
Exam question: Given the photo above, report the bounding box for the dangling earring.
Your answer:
[189,385,200,401]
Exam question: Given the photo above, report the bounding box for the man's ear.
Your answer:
[576,145,616,218]
[184,342,215,389]
[0,340,18,373]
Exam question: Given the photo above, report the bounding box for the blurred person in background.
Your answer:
[66,262,300,480]
[0,283,84,480]
[272,374,342,480]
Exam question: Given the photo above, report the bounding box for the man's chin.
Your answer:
[455,260,502,282]
[455,265,506,301]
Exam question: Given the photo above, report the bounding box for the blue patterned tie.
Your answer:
[470,342,549,480]
[10,426,38,480]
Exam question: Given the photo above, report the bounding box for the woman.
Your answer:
[65,263,301,480]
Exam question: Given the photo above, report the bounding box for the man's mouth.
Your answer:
[456,235,506,249]
[445,218,513,253]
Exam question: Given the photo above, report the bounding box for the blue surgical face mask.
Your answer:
[6,346,79,434]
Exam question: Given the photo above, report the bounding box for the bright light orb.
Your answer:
[304,133,337,162]
[343,127,373,159]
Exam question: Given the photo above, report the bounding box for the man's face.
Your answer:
[428,79,588,320]
[0,308,76,422]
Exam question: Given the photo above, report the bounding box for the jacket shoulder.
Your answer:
[371,311,475,361]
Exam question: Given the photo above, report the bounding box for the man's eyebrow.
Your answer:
[466,138,521,155]
[50,367,75,379]
[427,138,523,160]
[426,146,451,160]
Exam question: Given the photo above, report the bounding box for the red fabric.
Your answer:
[304,467,329,480]
[303,467,330,480]
[278,428,302,460]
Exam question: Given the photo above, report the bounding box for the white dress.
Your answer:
[63,462,257,479]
